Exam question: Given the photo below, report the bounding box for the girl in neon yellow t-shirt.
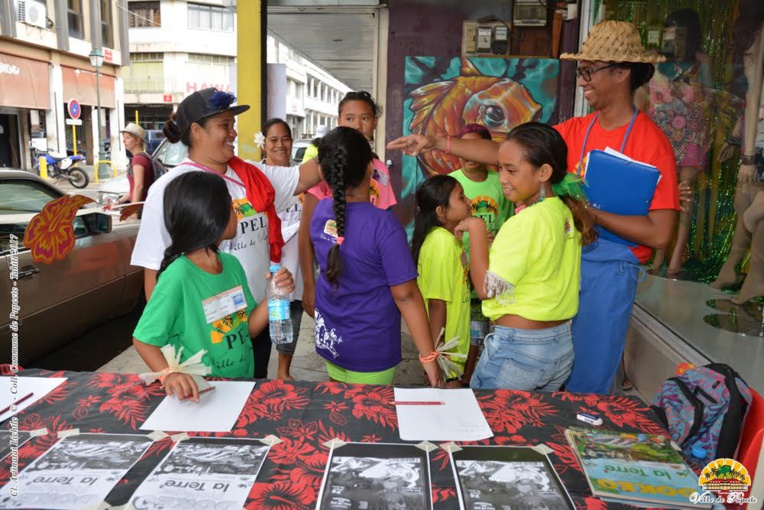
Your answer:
[412,175,472,387]
[456,122,597,391]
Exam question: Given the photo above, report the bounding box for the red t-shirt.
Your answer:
[555,112,679,262]
[127,153,154,202]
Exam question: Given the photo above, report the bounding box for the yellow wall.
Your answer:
[237,0,263,161]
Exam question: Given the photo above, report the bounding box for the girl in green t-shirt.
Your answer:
[456,123,597,391]
[412,175,472,387]
[132,172,293,402]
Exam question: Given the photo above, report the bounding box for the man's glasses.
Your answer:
[575,63,618,82]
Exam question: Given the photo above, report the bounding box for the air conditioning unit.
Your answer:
[16,0,47,29]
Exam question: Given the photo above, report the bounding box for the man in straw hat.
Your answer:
[387,20,679,394]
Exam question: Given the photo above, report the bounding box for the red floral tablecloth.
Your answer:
[0,368,670,509]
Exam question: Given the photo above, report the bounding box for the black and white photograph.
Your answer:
[0,430,31,461]
[0,433,153,510]
[318,442,432,510]
[130,437,269,510]
[451,446,574,510]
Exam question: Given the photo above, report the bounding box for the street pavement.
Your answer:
[52,164,124,197]
[98,313,427,385]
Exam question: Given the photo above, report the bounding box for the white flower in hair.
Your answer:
[254,132,266,150]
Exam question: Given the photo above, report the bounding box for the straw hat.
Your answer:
[560,20,665,63]
[120,123,146,141]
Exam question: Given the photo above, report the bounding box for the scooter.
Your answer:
[41,151,89,189]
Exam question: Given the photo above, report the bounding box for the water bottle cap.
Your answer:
[269,263,281,273]
[691,446,707,459]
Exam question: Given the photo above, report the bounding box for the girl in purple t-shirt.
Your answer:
[310,126,442,387]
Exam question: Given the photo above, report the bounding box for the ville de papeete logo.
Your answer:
[689,458,757,505]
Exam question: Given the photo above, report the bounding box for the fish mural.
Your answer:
[400,56,560,238]
[408,59,543,176]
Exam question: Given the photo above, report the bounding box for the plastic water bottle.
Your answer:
[267,263,293,345]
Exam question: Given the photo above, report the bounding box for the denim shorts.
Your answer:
[470,322,574,391]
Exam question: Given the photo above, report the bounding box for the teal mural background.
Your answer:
[400,57,560,236]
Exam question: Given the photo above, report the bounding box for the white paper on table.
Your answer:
[394,388,493,441]
[140,381,255,433]
[0,376,67,420]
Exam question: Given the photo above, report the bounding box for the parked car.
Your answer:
[0,170,143,364]
[292,139,314,163]
[97,138,188,205]
[145,130,166,155]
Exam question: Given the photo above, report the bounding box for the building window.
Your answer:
[188,3,234,31]
[128,1,160,28]
[100,0,114,48]
[125,53,164,92]
[68,0,84,39]
[188,54,235,64]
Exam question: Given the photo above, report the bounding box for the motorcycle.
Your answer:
[40,151,89,189]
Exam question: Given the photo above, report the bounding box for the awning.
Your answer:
[0,53,50,110]
[62,66,116,109]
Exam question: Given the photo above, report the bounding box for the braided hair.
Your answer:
[157,172,233,279]
[317,127,374,287]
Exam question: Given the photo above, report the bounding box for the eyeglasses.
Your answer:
[575,63,618,82]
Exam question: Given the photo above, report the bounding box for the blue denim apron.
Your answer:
[566,239,643,394]
[565,109,644,394]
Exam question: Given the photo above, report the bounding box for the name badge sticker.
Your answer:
[202,285,247,324]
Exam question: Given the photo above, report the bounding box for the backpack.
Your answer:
[131,151,167,182]
[651,363,752,469]
[149,152,168,181]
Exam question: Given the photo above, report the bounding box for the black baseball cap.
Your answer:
[175,87,250,133]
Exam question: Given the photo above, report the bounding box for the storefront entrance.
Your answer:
[0,113,20,168]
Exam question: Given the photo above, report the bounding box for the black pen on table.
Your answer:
[0,392,34,416]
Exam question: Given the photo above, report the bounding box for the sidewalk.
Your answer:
[53,163,125,198]
[99,314,428,386]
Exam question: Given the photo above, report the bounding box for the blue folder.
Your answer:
[583,149,661,247]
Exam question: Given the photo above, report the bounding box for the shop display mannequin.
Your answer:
[711,11,764,304]
[648,9,712,275]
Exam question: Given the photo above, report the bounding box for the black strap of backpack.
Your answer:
[705,363,749,457]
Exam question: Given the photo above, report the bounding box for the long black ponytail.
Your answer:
[411,175,459,263]
[157,172,233,279]
[318,126,373,288]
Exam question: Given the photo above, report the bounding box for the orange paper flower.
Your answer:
[119,203,144,221]
[23,194,94,264]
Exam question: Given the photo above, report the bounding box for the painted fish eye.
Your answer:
[483,105,505,128]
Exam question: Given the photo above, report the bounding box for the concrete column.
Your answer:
[48,65,66,154]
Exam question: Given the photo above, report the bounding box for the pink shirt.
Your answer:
[307,159,397,209]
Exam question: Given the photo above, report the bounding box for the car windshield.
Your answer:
[0,180,60,214]
[0,179,64,252]
[155,140,188,166]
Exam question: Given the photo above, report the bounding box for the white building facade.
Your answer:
[266,36,351,140]
[124,0,351,143]
[0,0,128,169]
[123,1,237,130]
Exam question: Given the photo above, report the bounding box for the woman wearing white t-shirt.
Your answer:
[259,118,303,381]
[131,88,322,379]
